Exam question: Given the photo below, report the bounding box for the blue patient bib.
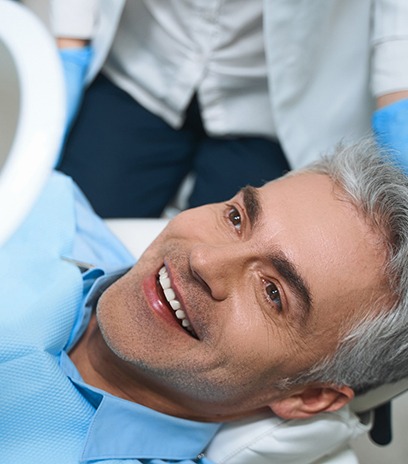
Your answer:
[0,173,219,464]
[0,174,95,462]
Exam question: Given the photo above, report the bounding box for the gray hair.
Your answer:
[281,138,408,394]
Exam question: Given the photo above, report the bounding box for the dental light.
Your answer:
[0,0,65,246]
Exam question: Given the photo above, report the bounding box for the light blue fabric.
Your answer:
[59,46,93,131]
[60,352,219,462]
[372,98,408,174]
[0,172,219,463]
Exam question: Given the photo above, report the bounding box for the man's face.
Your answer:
[97,173,385,421]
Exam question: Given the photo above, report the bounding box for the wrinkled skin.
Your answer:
[71,173,386,422]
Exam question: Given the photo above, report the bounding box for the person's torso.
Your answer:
[103,0,276,138]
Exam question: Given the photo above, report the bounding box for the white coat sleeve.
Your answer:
[50,0,99,39]
[372,0,408,97]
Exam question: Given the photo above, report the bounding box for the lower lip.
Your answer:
[142,273,185,332]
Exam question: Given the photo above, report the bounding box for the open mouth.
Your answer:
[157,266,198,339]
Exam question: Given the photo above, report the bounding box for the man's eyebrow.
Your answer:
[269,251,313,318]
[241,186,261,228]
[240,186,312,316]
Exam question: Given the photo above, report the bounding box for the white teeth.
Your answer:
[175,309,186,320]
[169,300,181,310]
[163,288,176,301]
[159,276,171,289]
[158,266,195,336]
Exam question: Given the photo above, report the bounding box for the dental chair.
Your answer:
[2,1,408,462]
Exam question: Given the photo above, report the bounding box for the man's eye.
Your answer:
[265,281,283,312]
[227,206,242,231]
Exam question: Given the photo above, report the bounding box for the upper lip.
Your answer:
[158,264,199,339]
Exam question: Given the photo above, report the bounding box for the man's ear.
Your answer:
[268,385,355,420]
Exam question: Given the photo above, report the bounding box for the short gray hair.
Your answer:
[282,138,408,394]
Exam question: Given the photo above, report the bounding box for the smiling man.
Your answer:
[72,167,385,423]
[2,139,408,463]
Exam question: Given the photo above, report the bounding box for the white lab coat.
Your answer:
[52,0,408,168]
[51,0,408,167]
[263,0,408,167]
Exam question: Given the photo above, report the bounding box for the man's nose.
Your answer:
[189,243,243,301]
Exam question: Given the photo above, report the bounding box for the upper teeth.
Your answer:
[159,266,192,330]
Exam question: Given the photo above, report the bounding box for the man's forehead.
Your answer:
[237,173,333,221]
[260,171,334,194]
[254,172,386,321]
[253,172,346,227]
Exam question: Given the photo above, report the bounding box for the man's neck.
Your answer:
[69,313,211,420]
[69,313,270,423]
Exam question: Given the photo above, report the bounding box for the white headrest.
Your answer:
[351,377,408,413]
[205,407,369,464]
[0,0,65,246]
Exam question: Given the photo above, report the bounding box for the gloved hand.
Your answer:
[372,98,408,174]
[59,45,93,131]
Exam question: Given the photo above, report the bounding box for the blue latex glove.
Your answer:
[372,98,408,173]
[59,46,93,131]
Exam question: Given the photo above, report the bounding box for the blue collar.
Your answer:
[60,353,221,462]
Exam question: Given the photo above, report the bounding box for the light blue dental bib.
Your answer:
[0,174,94,463]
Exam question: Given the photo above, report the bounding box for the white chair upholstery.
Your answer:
[205,408,368,464]
[105,218,170,258]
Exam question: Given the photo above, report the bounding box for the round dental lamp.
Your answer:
[0,0,65,246]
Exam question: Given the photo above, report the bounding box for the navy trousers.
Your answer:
[58,74,290,218]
